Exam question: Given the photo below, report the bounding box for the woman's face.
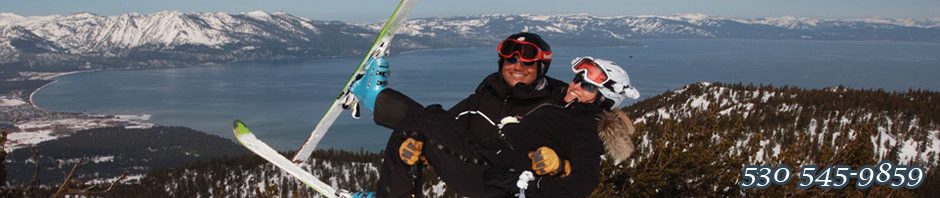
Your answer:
[564,80,599,104]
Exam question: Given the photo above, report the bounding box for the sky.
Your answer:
[2,0,938,23]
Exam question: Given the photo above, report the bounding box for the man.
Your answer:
[357,56,641,197]
[351,32,567,197]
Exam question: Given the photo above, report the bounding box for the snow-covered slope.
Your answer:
[628,82,939,167]
[1,11,326,53]
[0,25,62,59]
[0,11,374,68]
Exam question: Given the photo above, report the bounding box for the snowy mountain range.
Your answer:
[0,11,376,70]
[1,11,938,69]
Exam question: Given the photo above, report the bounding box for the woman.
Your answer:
[352,56,639,197]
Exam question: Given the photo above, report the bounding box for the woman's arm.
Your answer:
[526,134,603,197]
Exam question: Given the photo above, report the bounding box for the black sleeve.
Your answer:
[527,134,603,198]
[447,92,478,128]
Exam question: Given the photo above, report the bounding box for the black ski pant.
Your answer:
[374,89,489,198]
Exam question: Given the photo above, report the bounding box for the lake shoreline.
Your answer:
[21,39,940,151]
[27,70,94,109]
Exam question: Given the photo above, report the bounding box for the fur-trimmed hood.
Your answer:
[598,110,636,164]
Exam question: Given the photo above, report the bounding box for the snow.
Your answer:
[5,130,57,152]
[0,10,327,53]
[93,155,116,163]
[88,173,144,184]
[689,95,710,110]
[662,13,712,24]
[680,13,711,21]
[872,126,897,160]
[898,130,940,165]
[4,114,153,152]
[639,134,651,152]
[244,10,273,21]
[123,174,145,183]
[538,25,566,33]
[808,118,819,134]
[631,82,939,173]
[0,97,26,106]
[753,139,771,163]
[115,114,152,120]
[0,13,62,27]
[742,16,820,29]
[772,144,781,157]
[656,107,671,119]
[0,13,25,26]
[761,92,773,102]
[523,14,551,21]
[857,17,940,28]
[55,155,115,164]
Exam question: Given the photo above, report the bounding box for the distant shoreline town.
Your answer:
[2,70,153,152]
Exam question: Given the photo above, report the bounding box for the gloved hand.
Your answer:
[349,56,390,112]
[528,146,570,176]
[398,137,425,166]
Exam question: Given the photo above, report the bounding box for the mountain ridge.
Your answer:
[1,11,938,72]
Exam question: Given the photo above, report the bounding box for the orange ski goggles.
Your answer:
[497,39,552,62]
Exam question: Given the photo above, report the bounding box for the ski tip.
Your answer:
[232,119,251,135]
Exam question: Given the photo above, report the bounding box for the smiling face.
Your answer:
[564,80,599,104]
[500,58,539,87]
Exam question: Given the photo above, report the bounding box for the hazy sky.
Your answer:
[2,0,938,23]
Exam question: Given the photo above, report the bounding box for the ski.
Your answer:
[232,120,351,198]
[293,0,419,162]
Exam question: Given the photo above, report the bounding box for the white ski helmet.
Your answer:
[570,56,640,110]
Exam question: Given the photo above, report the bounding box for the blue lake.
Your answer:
[33,39,940,151]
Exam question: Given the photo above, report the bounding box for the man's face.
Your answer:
[500,58,539,87]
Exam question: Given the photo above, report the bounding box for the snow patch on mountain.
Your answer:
[0,97,27,106]
[745,16,820,29]
[660,13,715,26]
[4,114,153,152]
[244,10,273,21]
[0,10,327,54]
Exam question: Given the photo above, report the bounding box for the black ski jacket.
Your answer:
[375,72,604,197]
[446,72,568,152]
[447,73,604,197]
[482,102,606,198]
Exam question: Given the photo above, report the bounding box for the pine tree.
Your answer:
[1,129,7,186]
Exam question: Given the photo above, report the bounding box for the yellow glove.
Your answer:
[528,146,571,176]
[399,137,424,165]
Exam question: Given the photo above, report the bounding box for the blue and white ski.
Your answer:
[233,120,373,198]
[233,1,417,196]
[293,0,419,162]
